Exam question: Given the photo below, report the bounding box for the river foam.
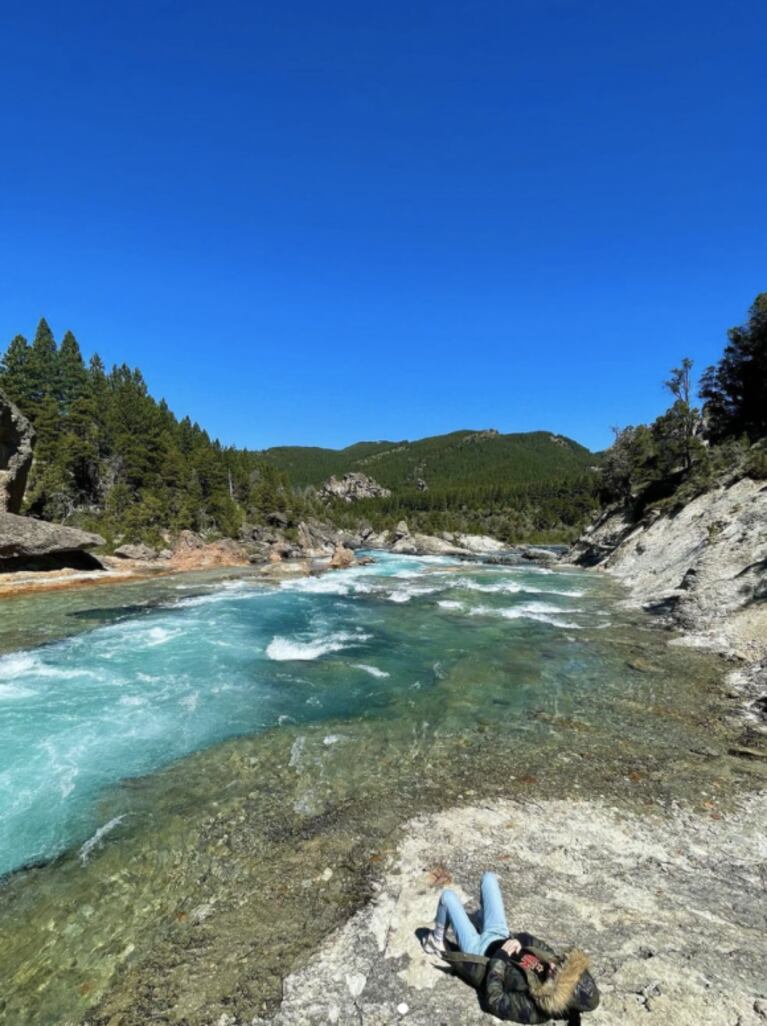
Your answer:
[266,631,370,661]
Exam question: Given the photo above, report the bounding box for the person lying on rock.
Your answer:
[422,871,599,1024]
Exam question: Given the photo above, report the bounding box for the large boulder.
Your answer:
[519,545,560,564]
[366,530,392,549]
[411,533,469,556]
[321,472,391,503]
[391,520,417,554]
[0,391,35,514]
[113,543,158,561]
[172,529,206,552]
[328,543,355,569]
[454,533,507,555]
[269,541,293,563]
[393,520,410,540]
[297,519,337,556]
[0,512,106,571]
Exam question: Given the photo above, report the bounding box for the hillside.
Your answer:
[260,429,596,492]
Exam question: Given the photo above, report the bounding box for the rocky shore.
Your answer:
[566,476,767,729]
[256,795,767,1026]
[0,511,552,598]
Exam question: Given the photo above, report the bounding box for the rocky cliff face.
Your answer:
[0,390,34,514]
[568,477,767,723]
[321,472,391,503]
[0,393,109,572]
[569,478,767,651]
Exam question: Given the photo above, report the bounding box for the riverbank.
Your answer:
[0,515,559,599]
[0,552,319,601]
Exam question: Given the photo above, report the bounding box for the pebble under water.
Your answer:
[0,552,756,1025]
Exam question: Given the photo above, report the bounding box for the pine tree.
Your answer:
[58,330,88,411]
[25,394,64,517]
[0,335,34,412]
[27,318,59,414]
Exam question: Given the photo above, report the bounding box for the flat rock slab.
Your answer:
[0,511,105,569]
[256,795,767,1026]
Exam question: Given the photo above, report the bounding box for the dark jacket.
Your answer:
[441,931,600,1024]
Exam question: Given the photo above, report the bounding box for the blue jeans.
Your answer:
[435,871,509,955]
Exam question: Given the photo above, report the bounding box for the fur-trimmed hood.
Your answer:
[525,948,591,1015]
[441,933,600,1018]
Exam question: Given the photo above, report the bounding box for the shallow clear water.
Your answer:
[1,552,759,1026]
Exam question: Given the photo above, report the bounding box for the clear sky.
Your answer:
[1,1,764,452]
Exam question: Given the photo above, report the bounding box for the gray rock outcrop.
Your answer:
[321,473,391,503]
[410,533,468,556]
[0,512,106,571]
[113,543,158,561]
[363,523,510,558]
[566,476,767,724]
[297,519,339,556]
[257,795,767,1026]
[519,544,560,564]
[391,520,417,554]
[449,532,507,555]
[0,391,34,514]
[568,477,767,655]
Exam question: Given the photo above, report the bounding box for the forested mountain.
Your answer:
[260,429,595,491]
[0,319,601,546]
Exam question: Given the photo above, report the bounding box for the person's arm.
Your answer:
[512,932,557,960]
[484,957,551,1023]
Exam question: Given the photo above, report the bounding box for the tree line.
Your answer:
[600,292,767,516]
[0,319,602,546]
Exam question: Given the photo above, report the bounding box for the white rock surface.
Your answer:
[255,795,767,1026]
[569,477,767,658]
[454,533,507,554]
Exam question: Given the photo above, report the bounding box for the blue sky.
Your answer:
[1,1,764,452]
